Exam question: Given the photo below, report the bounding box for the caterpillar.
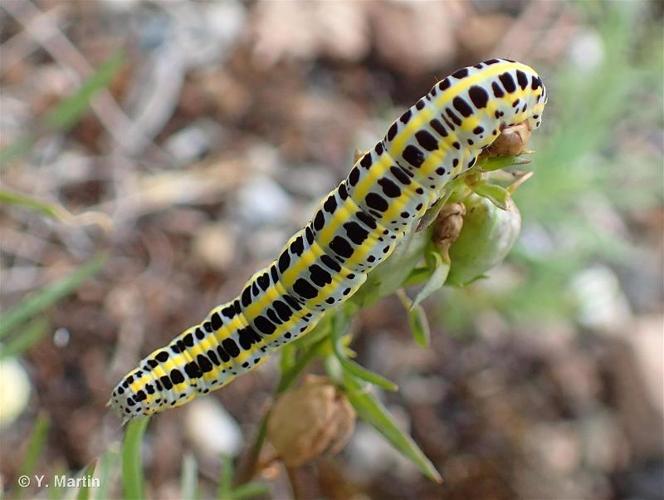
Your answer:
[111,58,547,420]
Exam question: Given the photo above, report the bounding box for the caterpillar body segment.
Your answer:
[111,58,547,419]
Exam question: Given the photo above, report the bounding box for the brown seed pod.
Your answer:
[267,376,356,467]
[482,122,532,158]
[433,202,466,259]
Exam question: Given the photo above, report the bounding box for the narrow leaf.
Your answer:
[122,416,149,500]
[331,314,397,391]
[0,136,35,166]
[94,449,118,500]
[473,182,511,210]
[408,305,431,348]
[44,51,124,131]
[0,189,112,229]
[75,462,97,500]
[18,414,50,479]
[0,255,106,339]
[279,344,297,374]
[478,154,528,172]
[396,290,431,348]
[217,455,233,500]
[342,374,442,483]
[402,267,434,288]
[334,350,398,391]
[0,51,124,168]
[0,189,62,219]
[231,482,270,499]
[48,466,66,500]
[0,318,48,359]
[411,252,449,309]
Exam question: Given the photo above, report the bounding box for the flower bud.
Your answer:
[267,376,355,467]
[445,192,521,286]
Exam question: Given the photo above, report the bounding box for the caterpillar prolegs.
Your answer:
[111,58,547,420]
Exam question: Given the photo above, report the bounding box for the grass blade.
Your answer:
[0,136,36,167]
[0,255,106,339]
[0,189,112,230]
[122,416,150,500]
[0,51,124,168]
[16,413,50,498]
[43,51,124,131]
[411,252,449,309]
[0,189,63,219]
[94,449,118,500]
[397,290,431,348]
[217,455,233,500]
[330,313,397,391]
[0,318,48,359]
[48,466,66,500]
[407,305,431,348]
[342,374,442,483]
[75,462,97,500]
[18,413,50,477]
[231,482,270,499]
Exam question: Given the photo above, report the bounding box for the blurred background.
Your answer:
[1,0,662,498]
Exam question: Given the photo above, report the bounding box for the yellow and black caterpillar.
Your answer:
[111,58,547,419]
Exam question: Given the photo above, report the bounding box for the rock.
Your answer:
[192,223,236,271]
[185,398,243,459]
[0,358,31,428]
[164,119,225,163]
[628,315,664,416]
[570,265,632,331]
[232,175,293,227]
[370,1,464,74]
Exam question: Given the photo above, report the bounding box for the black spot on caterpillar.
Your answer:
[111,58,547,420]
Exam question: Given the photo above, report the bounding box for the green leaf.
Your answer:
[276,335,326,394]
[407,304,431,348]
[18,413,50,489]
[231,482,270,499]
[75,462,97,500]
[0,318,48,359]
[217,455,233,500]
[122,416,150,500]
[0,189,113,229]
[416,196,447,233]
[472,182,511,210]
[0,51,124,168]
[330,313,397,391]
[396,290,431,348]
[411,252,449,309]
[48,466,66,500]
[0,136,37,167]
[0,255,106,339]
[44,51,124,131]
[477,154,529,172]
[402,266,434,288]
[0,189,64,220]
[180,453,198,500]
[279,344,297,374]
[94,449,118,500]
[342,374,442,483]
